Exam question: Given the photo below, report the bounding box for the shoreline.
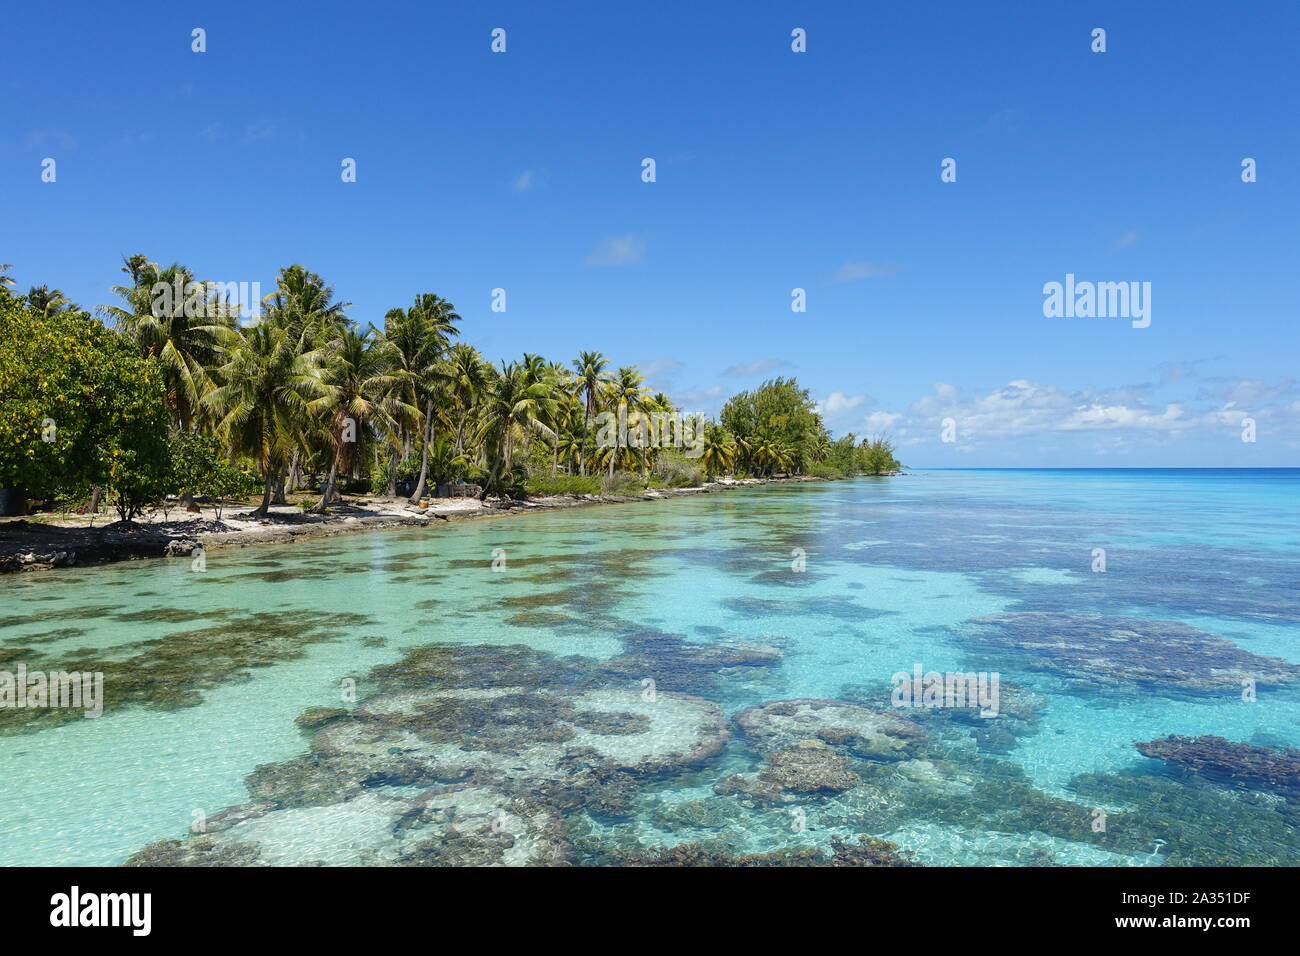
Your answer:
[0,473,899,575]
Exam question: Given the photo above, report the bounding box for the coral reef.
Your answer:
[575,833,918,866]
[964,612,1300,697]
[734,698,926,759]
[1135,734,1300,801]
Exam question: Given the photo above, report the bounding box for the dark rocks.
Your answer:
[965,612,1300,697]
[758,741,861,794]
[1136,735,1300,800]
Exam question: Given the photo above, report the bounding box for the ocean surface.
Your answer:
[2,468,1298,866]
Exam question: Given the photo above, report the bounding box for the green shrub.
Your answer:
[601,472,645,495]
[525,473,601,496]
[652,454,703,488]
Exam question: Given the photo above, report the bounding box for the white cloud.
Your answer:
[1112,230,1141,251]
[243,120,276,142]
[816,391,867,416]
[831,261,901,283]
[639,357,686,388]
[585,234,646,267]
[721,358,791,377]
[863,410,903,433]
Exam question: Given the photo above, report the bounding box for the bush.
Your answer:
[370,457,417,496]
[525,473,601,497]
[601,472,645,495]
[652,454,703,488]
[808,461,850,478]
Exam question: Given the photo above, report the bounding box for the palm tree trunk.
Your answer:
[271,464,288,506]
[480,448,504,502]
[313,459,339,514]
[387,448,398,497]
[580,410,589,476]
[253,469,275,518]
[409,400,433,503]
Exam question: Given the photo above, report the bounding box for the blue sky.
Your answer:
[3,1,1297,466]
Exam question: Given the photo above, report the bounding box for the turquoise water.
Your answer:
[2,469,1298,866]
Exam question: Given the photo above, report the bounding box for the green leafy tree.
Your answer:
[0,296,170,518]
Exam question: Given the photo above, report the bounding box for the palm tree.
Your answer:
[571,351,609,476]
[638,391,674,475]
[263,264,350,341]
[748,430,792,476]
[478,360,555,500]
[204,318,331,517]
[545,363,581,473]
[701,423,737,479]
[312,327,398,512]
[392,294,460,503]
[24,285,77,317]
[101,259,236,430]
[0,264,16,296]
[604,366,647,477]
[446,342,489,456]
[263,266,351,498]
[808,431,832,464]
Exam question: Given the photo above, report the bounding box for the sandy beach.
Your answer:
[0,475,863,574]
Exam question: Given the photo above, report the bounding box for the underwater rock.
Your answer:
[1068,765,1300,865]
[578,833,917,866]
[0,608,375,735]
[1135,735,1300,801]
[734,698,926,760]
[758,741,861,794]
[294,707,348,729]
[168,678,731,866]
[841,678,1046,753]
[965,612,1300,697]
[712,772,787,805]
[596,630,782,697]
[127,787,564,867]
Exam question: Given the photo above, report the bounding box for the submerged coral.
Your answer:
[126,787,565,867]
[1135,734,1300,801]
[0,609,375,734]
[575,833,918,866]
[963,612,1300,697]
[130,644,735,865]
[734,698,926,759]
[841,678,1046,754]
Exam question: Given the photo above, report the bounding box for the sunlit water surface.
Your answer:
[2,469,1297,866]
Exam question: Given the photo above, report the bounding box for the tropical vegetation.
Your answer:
[0,258,899,519]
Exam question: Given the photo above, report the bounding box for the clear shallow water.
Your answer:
[2,469,1298,866]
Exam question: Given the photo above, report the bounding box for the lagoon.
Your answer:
[2,469,1298,866]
